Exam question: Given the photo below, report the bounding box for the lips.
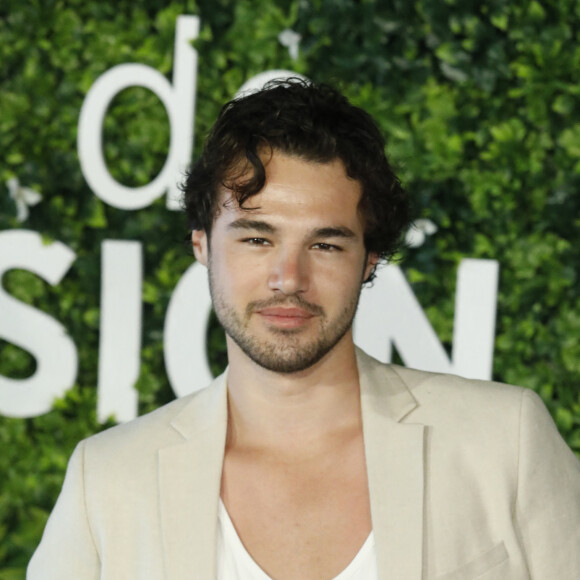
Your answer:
[256,306,316,328]
[257,307,314,318]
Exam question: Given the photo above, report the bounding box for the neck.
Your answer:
[224,334,362,455]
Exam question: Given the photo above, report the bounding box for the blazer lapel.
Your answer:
[158,373,228,580]
[357,349,425,580]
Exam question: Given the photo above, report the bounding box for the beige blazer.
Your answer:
[28,349,580,579]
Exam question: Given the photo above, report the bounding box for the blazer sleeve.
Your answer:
[27,441,100,580]
[515,388,580,578]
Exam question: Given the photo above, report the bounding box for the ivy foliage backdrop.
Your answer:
[1,0,579,575]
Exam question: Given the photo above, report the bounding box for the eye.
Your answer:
[242,237,271,246]
[312,242,341,252]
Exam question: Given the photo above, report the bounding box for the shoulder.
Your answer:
[357,347,531,419]
[80,371,227,461]
[391,363,529,410]
[394,364,545,441]
[363,345,530,410]
[381,362,568,468]
[85,393,192,450]
[357,348,549,447]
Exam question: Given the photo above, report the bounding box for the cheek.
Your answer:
[316,253,367,281]
[216,254,267,293]
[308,260,363,302]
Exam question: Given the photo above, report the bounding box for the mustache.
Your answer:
[246,295,324,317]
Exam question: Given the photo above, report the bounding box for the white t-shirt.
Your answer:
[217,500,378,580]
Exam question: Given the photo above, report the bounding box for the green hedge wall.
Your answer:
[1,0,579,576]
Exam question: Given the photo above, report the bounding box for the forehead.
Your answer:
[216,153,364,228]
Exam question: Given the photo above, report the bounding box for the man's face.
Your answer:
[192,152,377,374]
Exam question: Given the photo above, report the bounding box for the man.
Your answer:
[29,79,580,579]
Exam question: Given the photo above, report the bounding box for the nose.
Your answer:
[268,247,309,295]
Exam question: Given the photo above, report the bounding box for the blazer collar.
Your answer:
[158,372,228,580]
[357,348,426,580]
[158,352,425,580]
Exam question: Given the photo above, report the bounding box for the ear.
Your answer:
[191,229,209,266]
[363,252,379,282]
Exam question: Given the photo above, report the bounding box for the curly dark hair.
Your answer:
[181,78,409,279]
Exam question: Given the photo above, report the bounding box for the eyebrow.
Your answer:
[313,226,357,240]
[227,218,357,240]
[227,219,276,234]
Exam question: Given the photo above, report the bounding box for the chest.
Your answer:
[220,438,372,580]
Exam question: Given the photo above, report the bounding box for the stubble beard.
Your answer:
[208,266,363,374]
